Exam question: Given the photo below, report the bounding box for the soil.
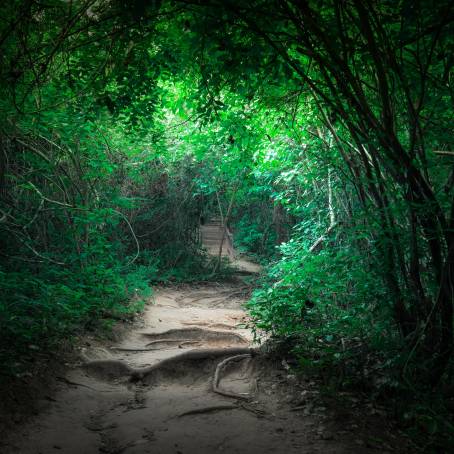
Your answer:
[0,222,413,453]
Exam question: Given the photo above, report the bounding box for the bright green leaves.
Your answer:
[247,242,395,381]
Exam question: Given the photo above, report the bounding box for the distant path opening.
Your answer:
[200,217,262,274]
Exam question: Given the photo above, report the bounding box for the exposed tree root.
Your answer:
[110,341,201,352]
[132,347,256,383]
[216,287,249,296]
[56,376,97,390]
[56,376,113,392]
[210,298,230,306]
[83,347,258,383]
[209,323,237,330]
[290,405,306,412]
[175,291,216,300]
[141,327,248,345]
[173,287,248,306]
[176,404,238,417]
[180,321,211,326]
[212,354,253,400]
[238,402,269,418]
[144,339,200,348]
[185,296,220,304]
[180,321,236,330]
[176,402,267,418]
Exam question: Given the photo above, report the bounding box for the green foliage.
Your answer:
[232,215,276,260]
[248,235,397,378]
[0,261,150,380]
[0,0,453,448]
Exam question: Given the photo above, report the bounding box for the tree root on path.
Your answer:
[175,401,267,418]
[180,321,212,327]
[144,339,201,348]
[83,347,259,388]
[110,341,201,353]
[209,323,238,330]
[209,291,250,306]
[141,327,248,345]
[144,338,196,346]
[210,298,230,306]
[132,347,256,382]
[176,404,238,417]
[212,354,254,400]
[180,321,237,330]
[56,376,114,393]
[238,401,269,418]
[82,347,258,383]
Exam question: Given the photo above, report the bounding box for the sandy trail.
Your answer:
[5,282,362,454]
[4,223,398,453]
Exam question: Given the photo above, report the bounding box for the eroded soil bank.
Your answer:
[1,278,411,454]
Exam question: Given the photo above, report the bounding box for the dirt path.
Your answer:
[3,283,367,454]
[3,225,404,453]
[200,219,261,274]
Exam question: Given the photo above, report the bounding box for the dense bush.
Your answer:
[248,236,397,383]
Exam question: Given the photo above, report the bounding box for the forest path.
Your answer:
[200,219,262,274]
[5,225,394,454]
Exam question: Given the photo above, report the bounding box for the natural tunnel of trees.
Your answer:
[0,0,453,447]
